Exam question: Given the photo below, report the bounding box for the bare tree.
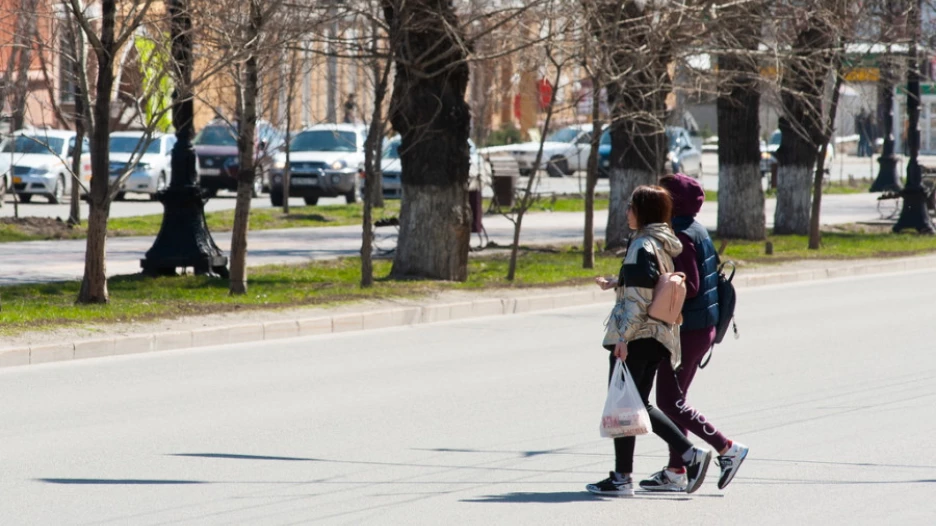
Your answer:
[64,0,160,303]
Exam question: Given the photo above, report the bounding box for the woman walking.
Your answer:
[588,185,712,497]
[636,174,749,493]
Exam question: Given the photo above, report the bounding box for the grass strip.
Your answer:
[0,247,621,334]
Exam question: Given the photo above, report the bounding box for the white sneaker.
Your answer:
[717,442,749,490]
[639,468,688,492]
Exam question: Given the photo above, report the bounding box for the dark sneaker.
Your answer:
[717,442,749,490]
[639,468,688,492]
[684,448,713,494]
[586,472,634,497]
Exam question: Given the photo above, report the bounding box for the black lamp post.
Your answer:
[141,0,229,276]
[871,56,902,192]
[892,0,935,234]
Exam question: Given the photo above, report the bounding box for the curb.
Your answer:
[3,257,935,369]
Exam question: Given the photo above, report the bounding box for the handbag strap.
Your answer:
[645,236,672,275]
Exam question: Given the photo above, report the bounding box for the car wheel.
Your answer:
[49,175,66,204]
[304,196,318,206]
[20,193,32,203]
[115,192,126,201]
[546,156,568,178]
[270,190,284,207]
[203,188,218,198]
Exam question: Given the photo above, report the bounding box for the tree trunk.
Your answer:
[607,166,657,246]
[384,0,471,281]
[69,18,86,226]
[361,24,392,288]
[583,75,602,269]
[716,42,764,240]
[603,1,670,249]
[774,26,832,235]
[809,70,843,249]
[77,0,117,304]
[229,34,260,295]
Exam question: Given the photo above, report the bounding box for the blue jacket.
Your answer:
[672,216,719,331]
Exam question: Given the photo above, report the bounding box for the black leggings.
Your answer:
[609,338,695,474]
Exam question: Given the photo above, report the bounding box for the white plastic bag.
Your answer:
[599,359,652,438]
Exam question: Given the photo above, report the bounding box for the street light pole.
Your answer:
[892,0,935,234]
[871,54,902,192]
[140,0,229,276]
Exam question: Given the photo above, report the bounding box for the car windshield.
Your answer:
[383,141,400,159]
[545,127,581,143]
[290,130,357,152]
[110,136,162,154]
[1,135,65,155]
[194,125,237,147]
[600,130,611,145]
[770,131,782,146]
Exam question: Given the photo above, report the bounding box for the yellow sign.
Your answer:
[844,67,880,82]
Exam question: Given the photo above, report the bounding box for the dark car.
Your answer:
[193,119,285,197]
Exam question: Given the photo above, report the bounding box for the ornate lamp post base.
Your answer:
[871,154,902,193]
[140,185,229,277]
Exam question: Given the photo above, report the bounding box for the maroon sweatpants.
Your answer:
[655,326,730,468]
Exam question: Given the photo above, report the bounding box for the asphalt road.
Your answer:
[1,271,934,525]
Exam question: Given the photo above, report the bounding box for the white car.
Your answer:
[479,124,596,177]
[0,129,90,204]
[108,131,176,200]
[269,124,366,206]
[380,137,490,199]
[760,129,834,176]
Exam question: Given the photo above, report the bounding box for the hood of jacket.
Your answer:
[660,173,705,217]
[636,223,683,258]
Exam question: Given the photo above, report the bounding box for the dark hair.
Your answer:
[629,185,673,228]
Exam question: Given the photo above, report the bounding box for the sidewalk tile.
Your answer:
[299,317,332,336]
[471,299,505,317]
[154,331,193,352]
[119,335,154,354]
[263,320,300,340]
[30,343,75,364]
[74,339,118,360]
[332,313,364,333]
[0,348,30,368]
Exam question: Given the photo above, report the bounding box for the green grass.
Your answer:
[0,248,621,334]
[718,228,936,264]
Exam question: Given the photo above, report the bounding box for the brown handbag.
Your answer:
[646,240,686,325]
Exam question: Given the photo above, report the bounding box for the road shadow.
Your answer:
[37,478,206,485]
[171,453,315,462]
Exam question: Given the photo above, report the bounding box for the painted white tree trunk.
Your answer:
[393,184,470,281]
[607,167,656,248]
[773,164,812,235]
[717,163,765,240]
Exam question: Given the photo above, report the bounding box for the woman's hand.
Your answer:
[614,341,628,361]
[595,275,617,290]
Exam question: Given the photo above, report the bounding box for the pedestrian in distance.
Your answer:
[588,185,713,497]
[636,174,749,493]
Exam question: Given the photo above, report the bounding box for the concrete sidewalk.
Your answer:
[3,251,933,369]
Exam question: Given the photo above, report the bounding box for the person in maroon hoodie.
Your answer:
[637,174,750,493]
